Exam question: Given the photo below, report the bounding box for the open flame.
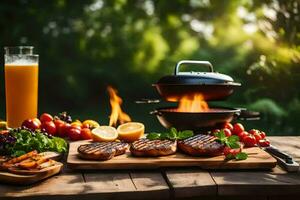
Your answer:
[107,86,131,127]
[177,94,209,112]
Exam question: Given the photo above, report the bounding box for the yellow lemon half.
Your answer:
[91,126,118,142]
[117,122,144,142]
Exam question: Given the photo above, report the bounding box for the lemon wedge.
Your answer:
[117,122,144,142]
[91,126,118,142]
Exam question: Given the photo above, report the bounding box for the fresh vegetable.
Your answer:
[258,139,270,147]
[214,130,248,160]
[147,127,194,140]
[68,127,81,141]
[55,111,72,123]
[0,128,67,157]
[243,134,257,147]
[223,128,232,137]
[232,123,244,135]
[22,119,41,131]
[40,113,53,123]
[223,122,233,131]
[80,128,92,140]
[41,121,57,136]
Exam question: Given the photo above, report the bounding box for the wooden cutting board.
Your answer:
[0,162,63,185]
[67,140,277,170]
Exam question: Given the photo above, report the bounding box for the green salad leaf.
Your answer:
[5,129,68,157]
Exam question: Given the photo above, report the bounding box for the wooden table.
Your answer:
[0,136,299,200]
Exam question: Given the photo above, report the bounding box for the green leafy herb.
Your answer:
[147,128,194,140]
[4,129,68,157]
[214,130,248,161]
[235,152,248,160]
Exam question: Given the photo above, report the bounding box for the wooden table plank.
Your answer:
[130,171,169,199]
[164,168,217,199]
[268,136,300,162]
[0,172,85,199]
[82,170,169,199]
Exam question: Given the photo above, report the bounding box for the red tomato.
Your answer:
[40,113,53,123]
[68,127,81,141]
[238,131,248,141]
[258,139,270,147]
[223,122,233,131]
[54,120,66,137]
[248,129,259,135]
[259,131,266,139]
[59,123,71,137]
[41,121,57,135]
[22,119,40,130]
[223,128,232,137]
[223,146,242,158]
[243,135,257,147]
[253,132,262,142]
[232,123,244,135]
[80,128,92,140]
[0,130,9,135]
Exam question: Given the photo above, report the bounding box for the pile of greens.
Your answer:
[147,128,194,140]
[0,128,68,157]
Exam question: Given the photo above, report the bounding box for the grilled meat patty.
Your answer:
[78,142,129,161]
[178,134,224,156]
[130,138,177,157]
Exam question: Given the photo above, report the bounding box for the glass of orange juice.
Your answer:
[4,46,39,128]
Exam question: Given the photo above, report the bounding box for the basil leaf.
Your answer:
[228,135,240,143]
[170,127,178,135]
[215,130,226,142]
[147,133,161,140]
[228,142,240,149]
[178,130,194,140]
[167,131,177,140]
[235,152,248,160]
[225,153,235,160]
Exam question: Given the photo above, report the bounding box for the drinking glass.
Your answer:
[4,46,39,128]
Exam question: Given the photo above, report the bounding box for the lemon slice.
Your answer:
[117,122,144,142]
[91,126,118,142]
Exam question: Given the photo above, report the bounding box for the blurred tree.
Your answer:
[0,0,299,134]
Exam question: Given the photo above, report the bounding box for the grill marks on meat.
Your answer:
[78,142,129,161]
[178,134,224,156]
[130,138,177,157]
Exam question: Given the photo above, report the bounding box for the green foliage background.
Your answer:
[0,0,299,135]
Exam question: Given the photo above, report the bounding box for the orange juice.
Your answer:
[5,64,38,128]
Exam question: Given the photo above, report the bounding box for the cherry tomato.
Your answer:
[54,120,66,137]
[59,123,71,137]
[40,113,53,123]
[237,131,248,141]
[41,121,57,135]
[22,119,40,131]
[248,129,259,135]
[259,131,266,139]
[223,128,232,137]
[223,146,242,158]
[243,135,257,147]
[253,132,262,142]
[71,123,82,131]
[258,139,270,147]
[223,122,233,131]
[80,128,92,140]
[232,123,244,135]
[68,127,81,141]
